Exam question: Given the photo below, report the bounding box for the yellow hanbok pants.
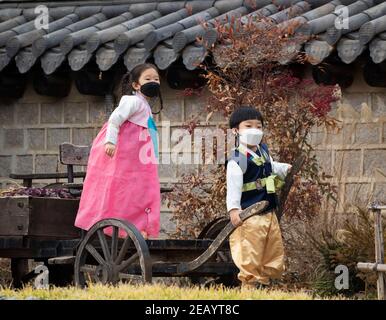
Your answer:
[229,211,285,286]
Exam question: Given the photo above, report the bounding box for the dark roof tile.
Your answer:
[0,0,385,73]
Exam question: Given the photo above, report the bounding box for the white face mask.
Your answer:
[238,128,263,146]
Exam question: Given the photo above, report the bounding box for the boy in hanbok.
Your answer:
[227,106,292,289]
[75,63,162,239]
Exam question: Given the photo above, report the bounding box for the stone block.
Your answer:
[27,129,45,151]
[310,131,324,147]
[89,102,107,125]
[41,102,63,124]
[184,96,209,122]
[15,155,33,174]
[372,93,386,117]
[0,156,12,177]
[354,123,380,145]
[344,183,372,207]
[383,122,386,143]
[35,154,59,174]
[314,150,333,176]
[64,102,87,124]
[160,211,176,236]
[373,183,386,203]
[0,103,14,126]
[4,129,24,150]
[72,128,95,146]
[340,93,370,118]
[158,125,171,153]
[15,103,39,125]
[47,128,70,151]
[177,164,199,177]
[158,153,177,180]
[325,124,355,146]
[363,149,386,177]
[334,150,361,178]
[160,99,184,123]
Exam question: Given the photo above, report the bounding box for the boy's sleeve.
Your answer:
[269,155,291,180]
[226,160,244,212]
[105,96,140,145]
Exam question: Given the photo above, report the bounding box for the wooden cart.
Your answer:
[0,195,268,288]
[1,143,303,288]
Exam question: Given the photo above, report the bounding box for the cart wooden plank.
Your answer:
[0,196,81,239]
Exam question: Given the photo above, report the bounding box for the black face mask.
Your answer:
[140,82,160,98]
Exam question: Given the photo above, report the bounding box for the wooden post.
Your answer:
[358,204,386,299]
[373,205,385,300]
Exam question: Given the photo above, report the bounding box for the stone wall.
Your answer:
[0,74,215,237]
[1,64,385,235]
[309,63,386,215]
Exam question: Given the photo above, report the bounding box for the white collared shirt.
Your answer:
[105,95,140,145]
[105,92,152,145]
[226,144,291,212]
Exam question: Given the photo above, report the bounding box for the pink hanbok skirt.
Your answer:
[74,121,160,237]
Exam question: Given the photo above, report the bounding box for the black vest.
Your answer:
[229,144,277,212]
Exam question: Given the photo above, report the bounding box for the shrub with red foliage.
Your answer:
[167,14,339,239]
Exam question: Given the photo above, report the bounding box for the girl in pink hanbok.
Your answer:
[74,63,162,239]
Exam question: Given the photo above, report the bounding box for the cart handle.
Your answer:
[176,200,269,275]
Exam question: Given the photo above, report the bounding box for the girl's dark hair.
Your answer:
[229,105,264,128]
[121,63,159,97]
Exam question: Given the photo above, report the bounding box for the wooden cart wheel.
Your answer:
[74,218,152,287]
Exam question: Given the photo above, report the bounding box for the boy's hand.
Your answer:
[230,208,243,227]
[105,142,116,157]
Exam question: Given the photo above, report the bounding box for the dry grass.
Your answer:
[0,283,348,300]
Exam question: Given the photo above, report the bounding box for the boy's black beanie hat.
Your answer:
[229,106,264,129]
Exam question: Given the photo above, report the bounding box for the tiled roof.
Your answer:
[0,0,384,75]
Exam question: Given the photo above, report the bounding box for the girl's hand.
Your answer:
[105,142,116,157]
[230,208,243,227]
